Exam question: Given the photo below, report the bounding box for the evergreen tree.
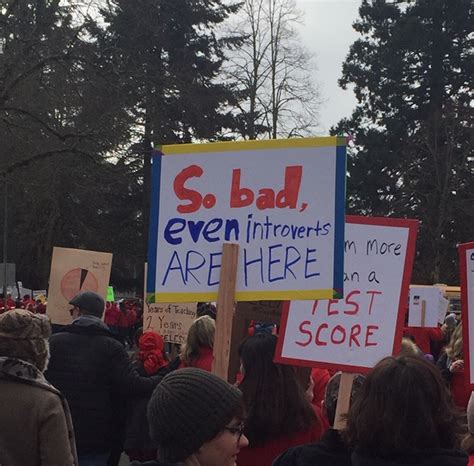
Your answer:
[335,0,473,283]
[0,1,138,288]
[94,0,243,253]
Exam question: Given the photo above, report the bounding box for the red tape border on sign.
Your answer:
[274,215,419,374]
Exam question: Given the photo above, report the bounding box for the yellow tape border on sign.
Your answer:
[158,136,346,155]
[147,288,337,303]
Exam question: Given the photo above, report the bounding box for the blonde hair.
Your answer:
[445,323,463,361]
[399,338,420,358]
[180,315,215,366]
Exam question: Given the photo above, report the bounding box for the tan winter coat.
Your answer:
[0,361,78,466]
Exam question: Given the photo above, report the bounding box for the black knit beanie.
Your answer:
[147,367,242,462]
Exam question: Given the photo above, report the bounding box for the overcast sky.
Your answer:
[295,0,361,133]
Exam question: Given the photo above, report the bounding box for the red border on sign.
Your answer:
[458,242,474,390]
[274,215,419,373]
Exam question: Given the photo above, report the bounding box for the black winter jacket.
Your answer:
[272,431,468,466]
[351,448,468,466]
[130,461,183,466]
[46,320,163,455]
[272,429,352,466]
[124,357,181,453]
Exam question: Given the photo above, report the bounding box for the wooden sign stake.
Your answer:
[333,372,355,430]
[421,300,426,327]
[212,243,239,380]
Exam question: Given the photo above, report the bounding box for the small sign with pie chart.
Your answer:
[47,247,113,325]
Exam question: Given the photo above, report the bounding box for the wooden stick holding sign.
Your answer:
[212,243,239,380]
[333,372,355,430]
[420,300,426,328]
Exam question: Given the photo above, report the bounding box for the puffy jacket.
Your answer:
[46,319,162,455]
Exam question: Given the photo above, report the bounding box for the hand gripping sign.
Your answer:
[147,137,346,303]
[458,242,474,389]
[275,216,418,373]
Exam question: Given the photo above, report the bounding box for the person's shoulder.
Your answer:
[130,461,182,466]
[273,430,352,466]
[1,377,63,406]
[130,461,159,466]
[272,444,323,466]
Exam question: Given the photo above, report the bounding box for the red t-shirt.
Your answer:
[403,326,443,354]
[468,453,474,466]
[104,305,121,326]
[179,346,214,372]
[237,407,329,466]
[450,369,471,410]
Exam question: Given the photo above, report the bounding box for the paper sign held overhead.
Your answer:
[47,247,112,325]
[275,216,418,373]
[408,286,447,328]
[458,242,474,389]
[147,137,346,303]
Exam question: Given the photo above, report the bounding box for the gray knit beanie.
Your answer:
[147,368,242,462]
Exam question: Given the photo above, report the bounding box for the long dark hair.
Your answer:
[345,356,463,456]
[238,333,316,446]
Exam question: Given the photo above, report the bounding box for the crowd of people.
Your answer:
[0,291,473,466]
[0,292,46,314]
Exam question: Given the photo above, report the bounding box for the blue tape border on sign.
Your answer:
[333,143,346,298]
[146,150,162,302]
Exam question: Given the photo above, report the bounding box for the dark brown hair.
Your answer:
[238,333,317,446]
[345,356,462,456]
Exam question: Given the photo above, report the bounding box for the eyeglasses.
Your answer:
[223,423,245,442]
[69,307,78,316]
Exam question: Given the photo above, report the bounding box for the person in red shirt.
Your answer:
[125,331,171,462]
[437,323,471,410]
[34,299,46,314]
[310,367,331,408]
[236,333,328,466]
[116,300,130,345]
[104,301,121,336]
[22,295,35,308]
[403,325,445,355]
[179,315,215,372]
[461,392,474,465]
[5,294,15,309]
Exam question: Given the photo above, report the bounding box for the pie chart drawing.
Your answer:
[60,268,99,301]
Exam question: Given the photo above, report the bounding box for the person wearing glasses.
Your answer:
[46,291,165,466]
[132,367,249,466]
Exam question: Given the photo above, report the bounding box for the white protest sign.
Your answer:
[144,302,197,345]
[458,242,474,389]
[143,263,196,344]
[438,295,449,324]
[275,216,418,373]
[147,137,346,303]
[408,286,445,327]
